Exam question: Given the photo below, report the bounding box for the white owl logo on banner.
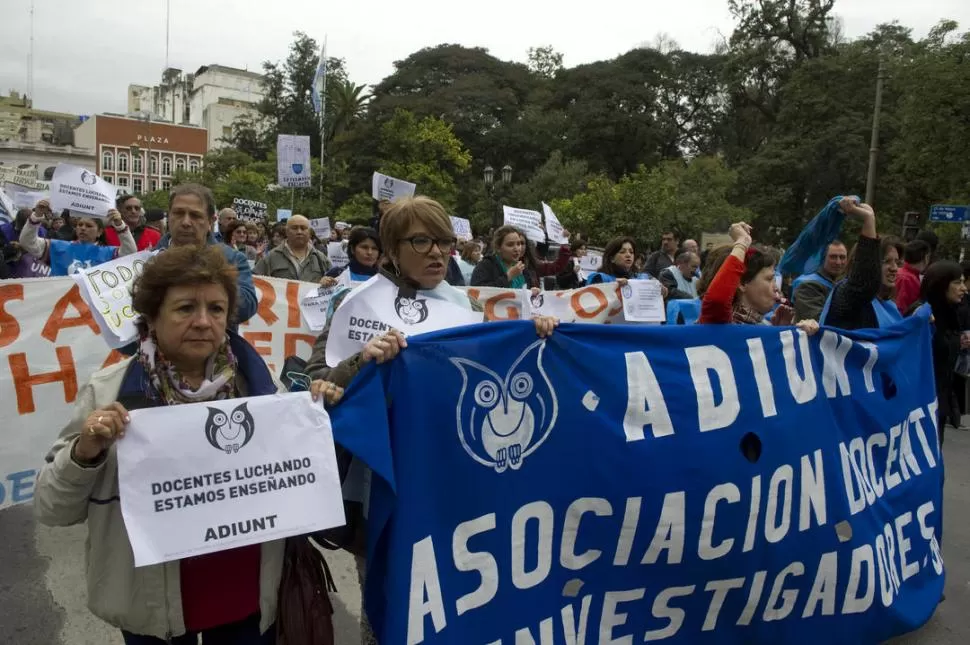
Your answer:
[450,340,558,473]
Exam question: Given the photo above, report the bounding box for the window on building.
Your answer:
[162,157,172,175]
[133,178,143,194]
[150,155,158,174]
[133,154,143,173]
[118,152,129,173]
[189,159,200,173]
[118,176,128,188]
[151,180,159,192]
[103,175,114,184]
[162,180,171,190]
[222,126,232,138]
[175,158,186,172]
[102,150,114,171]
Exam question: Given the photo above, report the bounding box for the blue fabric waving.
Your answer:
[778,196,846,276]
[331,313,944,644]
[48,240,116,276]
[665,298,701,325]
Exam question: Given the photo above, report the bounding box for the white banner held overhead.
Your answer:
[309,218,331,240]
[72,250,155,349]
[541,202,568,245]
[118,392,345,567]
[49,164,116,218]
[277,134,312,188]
[502,206,545,243]
[450,216,472,241]
[371,172,416,202]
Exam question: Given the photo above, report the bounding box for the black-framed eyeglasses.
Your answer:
[403,235,456,255]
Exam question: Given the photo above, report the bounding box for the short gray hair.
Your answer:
[169,183,216,217]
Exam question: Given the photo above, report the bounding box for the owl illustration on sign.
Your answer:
[450,340,558,473]
[395,296,428,325]
[80,170,97,185]
[204,402,255,454]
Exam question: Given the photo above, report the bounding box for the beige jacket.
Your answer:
[33,358,284,640]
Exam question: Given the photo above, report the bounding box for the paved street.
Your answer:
[2,430,969,644]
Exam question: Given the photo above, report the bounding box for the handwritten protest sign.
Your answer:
[49,164,116,218]
[503,206,545,243]
[276,134,312,188]
[233,198,267,222]
[450,216,473,241]
[541,201,568,244]
[118,392,345,566]
[372,172,417,202]
[72,250,155,348]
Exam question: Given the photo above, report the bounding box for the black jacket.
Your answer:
[471,255,538,289]
[823,236,883,330]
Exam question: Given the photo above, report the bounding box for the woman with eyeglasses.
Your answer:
[303,196,556,645]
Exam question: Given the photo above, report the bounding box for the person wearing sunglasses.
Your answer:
[104,195,161,251]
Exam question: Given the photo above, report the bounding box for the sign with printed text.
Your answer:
[118,392,345,566]
[503,206,545,243]
[310,217,331,240]
[579,250,603,273]
[49,164,116,218]
[277,134,312,188]
[72,250,155,348]
[233,198,268,222]
[0,276,629,513]
[621,278,666,323]
[333,313,944,644]
[300,284,341,331]
[328,241,349,269]
[541,202,568,244]
[371,172,417,202]
[450,216,472,241]
[0,166,47,190]
[325,274,484,367]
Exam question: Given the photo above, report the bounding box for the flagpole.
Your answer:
[319,36,327,204]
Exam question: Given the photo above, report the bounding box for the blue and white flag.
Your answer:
[312,40,327,116]
[277,134,311,188]
[331,312,944,644]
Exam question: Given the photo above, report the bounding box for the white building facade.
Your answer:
[127,64,265,150]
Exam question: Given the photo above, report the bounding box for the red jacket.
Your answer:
[104,225,160,251]
[698,255,744,324]
[895,263,921,315]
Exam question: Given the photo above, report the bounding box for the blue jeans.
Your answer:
[122,614,275,645]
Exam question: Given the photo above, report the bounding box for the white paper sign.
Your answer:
[503,206,545,243]
[12,189,49,210]
[276,208,292,221]
[621,279,666,323]
[541,202,568,244]
[309,218,331,240]
[118,392,346,567]
[49,164,116,218]
[233,198,267,222]
[277,134,312,188]
[372,172,417,202]
[579,251,603,273]
[300,284,340,331]
[334,221,350,231]
[72,250,155,348]
[328,241,349,269]
[450,216,473,241]
[525,289,572,320]
[326,274,484,366]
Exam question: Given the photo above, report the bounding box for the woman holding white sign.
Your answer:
[19,199,137,276]
[34,245,344,645]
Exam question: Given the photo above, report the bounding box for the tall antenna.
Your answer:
[27,0,35,103]
[165,0,171,70]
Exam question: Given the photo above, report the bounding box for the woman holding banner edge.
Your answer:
[19,198,138,276]
[34,245,344,645]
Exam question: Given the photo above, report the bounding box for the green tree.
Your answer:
[527,46,564,78]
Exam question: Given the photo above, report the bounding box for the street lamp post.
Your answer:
[483,163,512,230]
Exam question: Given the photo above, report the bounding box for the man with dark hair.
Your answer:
[896,239,931,314]
[915,229,939,260]
[644,230,680,278]
[105,195,161,250]
[792,240,847,323]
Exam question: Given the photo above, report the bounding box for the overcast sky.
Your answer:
[2,0,968,116]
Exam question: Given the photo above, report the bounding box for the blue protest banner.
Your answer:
[929,204,969,222]
[331,314,944,644]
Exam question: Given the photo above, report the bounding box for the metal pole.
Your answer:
[290,188,295,210]
[864,58,886,205]
[319,36,327,204]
